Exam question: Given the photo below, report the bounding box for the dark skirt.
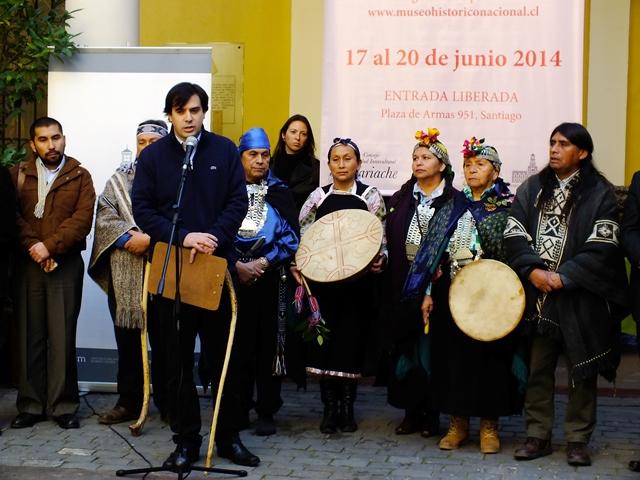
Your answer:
[306,274,373,377]
[387,298,434,412]
[430,273,523,418]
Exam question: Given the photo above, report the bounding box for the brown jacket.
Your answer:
[10,156,96,257]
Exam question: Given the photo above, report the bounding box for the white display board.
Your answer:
[48,47,212,389]
[321,0,584,194]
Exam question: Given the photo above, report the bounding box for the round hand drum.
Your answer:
[296,209,383,283]
[448,259,525,342]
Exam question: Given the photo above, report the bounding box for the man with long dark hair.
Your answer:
[504,122,628,467]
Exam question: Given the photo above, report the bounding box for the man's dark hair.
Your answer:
[537,122,604,218]
[550,122,594,162]
[272,114,316,160]
[30,117,63,140]
[163,82,209,115]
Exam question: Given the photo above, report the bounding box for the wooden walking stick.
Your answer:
[205,270,238,468]
[129,262,151,436]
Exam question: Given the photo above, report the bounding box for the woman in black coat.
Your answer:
[385,129,454,438]
[621,170,640,473]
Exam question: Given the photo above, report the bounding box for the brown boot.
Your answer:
[480,418,500,454]
[438,415,469,450]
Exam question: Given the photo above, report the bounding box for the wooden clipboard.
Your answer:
[148,241,227,311]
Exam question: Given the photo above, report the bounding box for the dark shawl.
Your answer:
[385,176,455,303]
[265,172,300,237]
[504,171,629,382]
[403,178,512,300]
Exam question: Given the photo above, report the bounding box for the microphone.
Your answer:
[182,135,198,170]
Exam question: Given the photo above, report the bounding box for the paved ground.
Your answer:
[2,359,640,480]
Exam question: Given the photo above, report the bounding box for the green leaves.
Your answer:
[0,144,26,167]
[1,0,77,166]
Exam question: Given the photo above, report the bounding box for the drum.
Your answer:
[296,209,383,283]
[448,259,525,342]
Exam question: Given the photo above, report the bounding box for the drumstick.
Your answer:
[300,275,313,297]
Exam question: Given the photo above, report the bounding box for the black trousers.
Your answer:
[106,282,167,415]
[235,269,283,418]
[107,283,143,413]
[154,286,243,449]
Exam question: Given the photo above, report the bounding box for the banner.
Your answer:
[48,48,212,389]
[322,0,584,194]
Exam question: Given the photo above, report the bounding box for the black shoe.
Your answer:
[163,445,200,469]
[217,436,260,467]
[514,437,552,461]
[11,413,47,429]
[395,414,420,435]
[53,414,80,429]
[11,412,47,429]
[255,414,276,436]
[420,411,441,439]
[566,442,591,467]
[629,459,640,472]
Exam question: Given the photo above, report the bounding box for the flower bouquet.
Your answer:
[294,276,330,345]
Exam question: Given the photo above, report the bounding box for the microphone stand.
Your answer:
[117,141,247,479]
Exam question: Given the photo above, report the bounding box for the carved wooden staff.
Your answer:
[129,262,151,436]
[205,270,238,468]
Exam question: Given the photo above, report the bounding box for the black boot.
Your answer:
[339,379,358,432]
[319,378,339,434]
[216,431,260,467]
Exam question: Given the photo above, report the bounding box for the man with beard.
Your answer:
[10,117,96,429]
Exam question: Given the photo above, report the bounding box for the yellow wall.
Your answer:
[627,0,640,182]
[139,0,291,145]
[587,0,630,185]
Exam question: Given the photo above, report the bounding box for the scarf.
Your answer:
[34,159,61,218]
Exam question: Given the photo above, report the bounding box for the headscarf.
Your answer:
[414,128,450,166]
[118,120,168,174]
[328,137,361,161]
[239,127,270,154]
[461,136,501,171]
[136,121,168,138]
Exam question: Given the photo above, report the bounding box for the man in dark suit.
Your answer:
[132,82,258,468]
